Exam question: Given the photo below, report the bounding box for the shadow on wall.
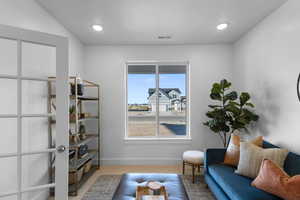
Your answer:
[251,81,281,137]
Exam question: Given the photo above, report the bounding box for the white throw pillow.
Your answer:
[235,142,288,179]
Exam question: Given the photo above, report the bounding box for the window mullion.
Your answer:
[17,40,22,200]
[155,64,159,138]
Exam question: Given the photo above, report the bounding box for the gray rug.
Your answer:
[82,175,215,200]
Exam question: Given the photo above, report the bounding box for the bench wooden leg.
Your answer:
[192,165,195,183]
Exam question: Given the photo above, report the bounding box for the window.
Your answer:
[126,62,189,139]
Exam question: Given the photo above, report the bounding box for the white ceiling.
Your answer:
[37,0,287,45]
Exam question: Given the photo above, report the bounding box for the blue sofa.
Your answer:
[204,141,300,200]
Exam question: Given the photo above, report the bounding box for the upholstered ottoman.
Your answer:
[182,151,204,183]
[112,173,189,200]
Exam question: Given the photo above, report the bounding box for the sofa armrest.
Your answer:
[204,148,226,172]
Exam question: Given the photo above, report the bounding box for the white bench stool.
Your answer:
[182,150,204,183]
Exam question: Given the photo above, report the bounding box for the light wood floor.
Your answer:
[69,165,194,200]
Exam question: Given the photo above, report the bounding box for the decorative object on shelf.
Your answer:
[71,75,84,96]
[297,73,300,101]
[79,133,87,140]
[79,122,87,140]
[80,112,92,119]
[69,150,76,159]
[79,122,86,133]
[69,105,77,121]
[203,79,259,147]
[78,144,89,158]
[70,134,80,144]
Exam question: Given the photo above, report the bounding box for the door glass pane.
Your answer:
[22,190,50,200]
[127,65,156,137]
[0,79,17,114]
[22,117,53,152]
[22,153,54,189]
[0,157,17,194]
[0,38,17,75]
[0,118,17,154]
[158,65,187,137]
[22,80,48,114]
[22,42,56,77]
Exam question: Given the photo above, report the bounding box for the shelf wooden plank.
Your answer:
[86,133,99,137]
[50,116,99,124]
[78,96,99,101]
[50,94,99,101]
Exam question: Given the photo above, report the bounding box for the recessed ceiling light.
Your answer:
[216,23,229,31]
[92,24,103,32]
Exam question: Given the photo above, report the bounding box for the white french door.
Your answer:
[0,25,69,200]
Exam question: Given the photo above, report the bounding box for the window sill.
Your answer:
[124,137,192,144]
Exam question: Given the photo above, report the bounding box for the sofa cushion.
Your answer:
[208,164,282,200]
[263,141,300,176]
[252,159,300,200]
[236,142,288,179]
[223,134,263,167]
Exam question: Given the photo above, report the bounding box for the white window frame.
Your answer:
[125,61,191,140]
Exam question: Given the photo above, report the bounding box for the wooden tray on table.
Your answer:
[136,182,168,200]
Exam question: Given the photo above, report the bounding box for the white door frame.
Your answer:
[0,24,69,200]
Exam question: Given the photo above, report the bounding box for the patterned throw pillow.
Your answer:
[223,134,263,166]
[252,159,300,200]
[235,142,288,179]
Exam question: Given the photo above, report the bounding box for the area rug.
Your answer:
[82,175,215,200]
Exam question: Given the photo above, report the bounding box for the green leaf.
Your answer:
[208,105,222,108]
[229,101,240,106]
[206,109,225,119]
[224,91,238,102]
[220,79,231,90]
[252,114,259,121]
[206,110,217,118]
[240,92,251,106]
[242,108,259,122]
[210,92,221,100]
[245,102,255,108]
[203,119,222,133]
[226,104,240,115]
[211,83,222,94]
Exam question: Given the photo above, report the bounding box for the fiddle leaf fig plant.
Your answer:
[203,79,259,147]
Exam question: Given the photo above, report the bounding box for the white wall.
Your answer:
[84,45,233,165]
[0,0,84,76]
[233,0,300,154]
[0,0,84,199]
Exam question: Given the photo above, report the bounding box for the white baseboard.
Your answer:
[100,157,182,165]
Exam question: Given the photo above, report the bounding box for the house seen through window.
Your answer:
[127,63,188,138]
